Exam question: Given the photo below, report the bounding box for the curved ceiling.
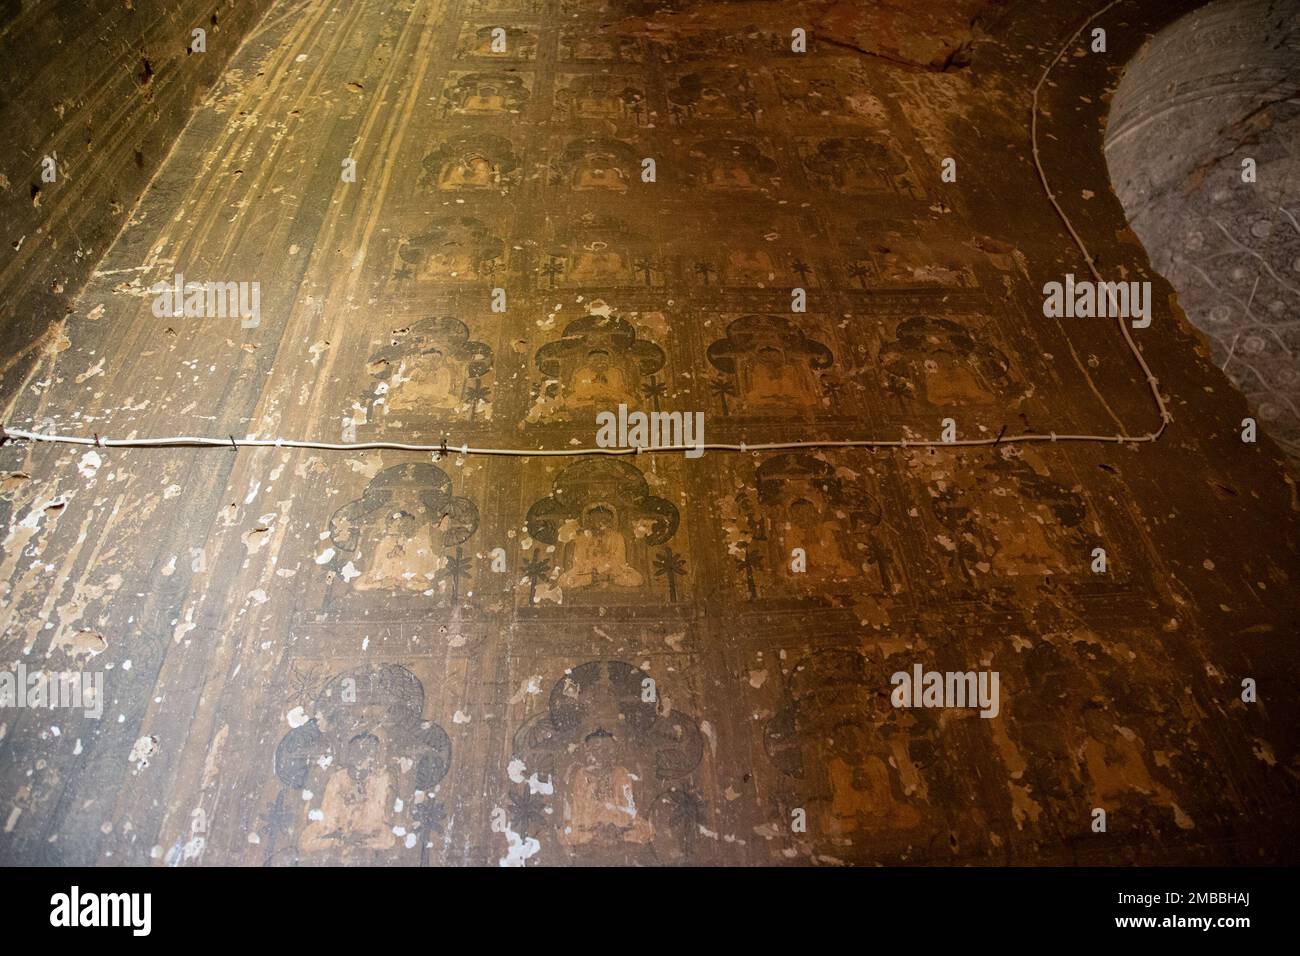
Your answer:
[1106,0,1300,459]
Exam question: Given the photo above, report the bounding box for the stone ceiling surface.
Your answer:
[1107,0,1300,461]
[0,0,1296,867]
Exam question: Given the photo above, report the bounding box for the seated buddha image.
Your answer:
[576,152,628,190]
[765,652,924,839]
[525,459,677,601]
[327,462,479,596]
[427,246,473,281]
[299,732,394,853]
[556,138,638,191]
[692,140,776,191]
[559,667,655,848]
[919,353,991,406]
[561,33,641,63]
[533,314,665,421]
[354,507,441,592]
[387,346,463,414]
[507,661,704,862]
[983,456,1075,576]
[990,502,1063,576]
[442,73,529,114]
[710,163,758,190]
[822,723,923,835]
[708,316,834,417]
[867,237,973,289]
[273,665,453,864]
[670,72,741,118]
[559,76,643,119]
[780,497,859,580]
[776,72,843,113]
[420,135,520,193]
[806,137,909,194]
[465,83,506,112]
[568,348,632,407]
[396,217,503,283]
[748,345,816,409]
[567,239,629,284]
[694,85,730,116]
[367,317,491,420]
[441,152,496,189]
[559,504,644,590]
[841,152,894,192]
[881,316,1018,409]
[725,248,778,285]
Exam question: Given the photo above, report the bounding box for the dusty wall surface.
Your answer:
[0,0,1296,867]
[0,0,274,403]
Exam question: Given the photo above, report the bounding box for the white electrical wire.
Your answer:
[0,425,1144,456]
[0,0,1168,460]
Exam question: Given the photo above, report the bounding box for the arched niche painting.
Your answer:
[687,138,779,191]
[418,134,521,192]
[365,317,493,423]
[706,314,836,416]
[554,75,647,121]
[392,215,504,285]
[559,29,643,64]
[775,71,890,123]
[844,221,988,290]
[440,72,531,115]
[507,661,706,863]
[266,664,451,865]
[879,315,1023,411]
[801,136,919,198]
[550,136,640,192]
[726,453,894,596]
[523,460,680,602]
[537,213,659,289]
[456,24,538,60]
[324,462,479,600]
[763,649,928,843]
[911,446,1101,586]
[666,69,757,122]
[528,313,665,421]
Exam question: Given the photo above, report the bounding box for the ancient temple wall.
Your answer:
[0,0,276,403]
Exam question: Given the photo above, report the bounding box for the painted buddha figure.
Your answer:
[439,152,496,190]
[745,344,814,409]
[464,81,506,113]
[412,238,475,280]
[571,77,631,118]
[784,496,858,579]
[559,668,654,848]
[568,240,627,284]
[573,150,629,191]
[566,347,631,407]
[355,507,440,592]
[919,353,988,406]
[559,504,643,590]
[300,732,394,852]
[387,346,462,414]
[726,249,777,284]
